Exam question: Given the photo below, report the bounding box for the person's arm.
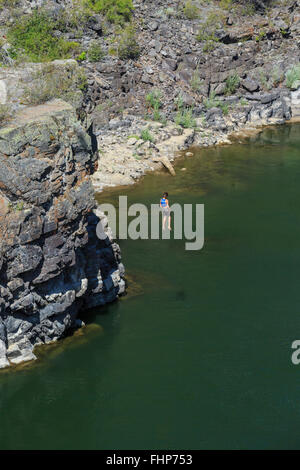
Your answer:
[166,199,169,208]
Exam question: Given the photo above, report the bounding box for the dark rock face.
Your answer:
[0,100,125,368]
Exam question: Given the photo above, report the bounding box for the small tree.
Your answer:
[117,25,140,60]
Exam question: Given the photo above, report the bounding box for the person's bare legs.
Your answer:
[168,215,171,230]
[163,215,167,230]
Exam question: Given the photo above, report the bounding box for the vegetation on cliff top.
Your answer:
[21,62,87,108]
[7,11,80,62]
[285,64,300,90]
[87,41,105,62]
[86,0,134,24]
[117,24,140,59]
[5,1,135,63]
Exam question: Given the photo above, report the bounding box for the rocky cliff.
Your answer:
[0,100,125,368]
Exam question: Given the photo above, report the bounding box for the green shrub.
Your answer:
[270,67,284,87]
[257,67,284,91]
[175,94,184,110]
[164,7,177,18]
[202,40,218,52]
[141,128,154,142]
[0,0,19,7]
[224,73,240,95]
[281,28,289,37]
[15,201,24,211]
[117,24,140,59]
[196,12,223,51]
[77,51,87,62]
[56,2,92,34]
[197,27,217,43]
[108,46,118,55]
[87,0,133,24]
[183,1,200,20]
[285,64,300,89]
[153,109,167,125]
[255,30,266,42]
[258,69,269,90]
[22,63,87,107]
[219,0,232,9]
[204,91,232,114]
[95,99,113,112]
[88,41,104,62]
[7,11,79,62]
[239,97,249,106]
[203,91,220,109]
[190,68,203,92]
[175,107,196,128]
[146,89,166,123]
[241,2,256,16]
[219,102,229,115]
[146,89,162,110]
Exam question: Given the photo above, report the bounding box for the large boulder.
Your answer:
[241,78,260,93]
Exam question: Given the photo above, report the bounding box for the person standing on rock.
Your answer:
[160,192,171,231]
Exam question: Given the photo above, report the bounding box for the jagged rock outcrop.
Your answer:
[0,99,125,368]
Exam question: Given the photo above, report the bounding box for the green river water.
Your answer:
[1,124,300,449]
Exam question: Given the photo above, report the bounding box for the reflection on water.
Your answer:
[0,323,104,376]
[1,124,300,449]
